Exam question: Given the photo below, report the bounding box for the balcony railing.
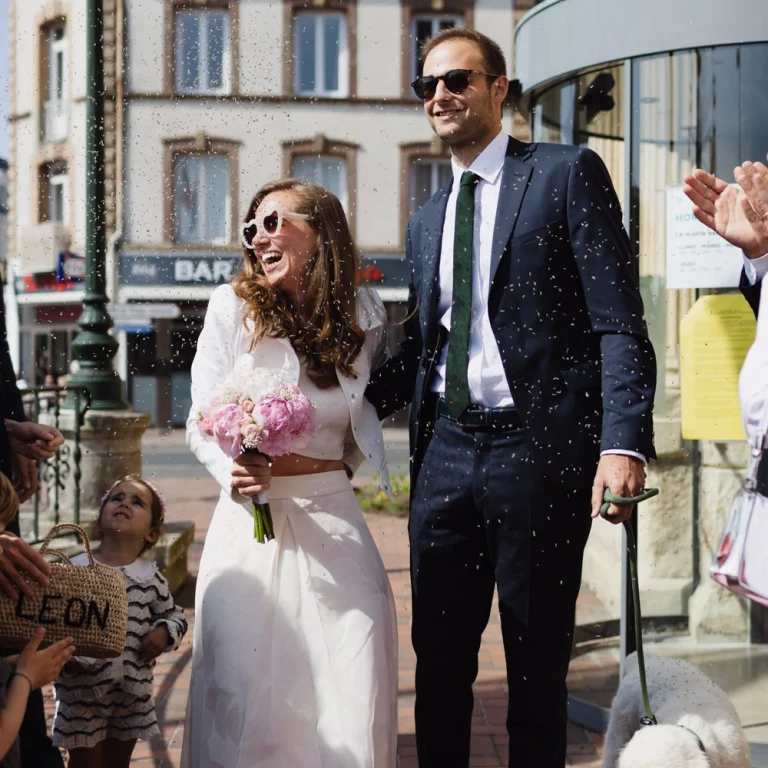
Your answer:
[43,99,68,143]
[20,386,90,544]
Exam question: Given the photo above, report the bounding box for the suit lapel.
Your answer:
[490,144,533,282]
[419,183,451,343]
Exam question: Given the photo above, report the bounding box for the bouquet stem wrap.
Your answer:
[253,489,274,543]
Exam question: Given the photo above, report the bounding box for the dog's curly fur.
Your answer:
[601,652,750,768]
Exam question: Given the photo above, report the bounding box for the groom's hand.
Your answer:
[231,453,272,498]
[591,455,646,524]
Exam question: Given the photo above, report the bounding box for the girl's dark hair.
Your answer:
[97,475,165,553]
[233,179,367,388]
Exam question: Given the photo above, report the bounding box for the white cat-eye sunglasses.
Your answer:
[241,202,311,250]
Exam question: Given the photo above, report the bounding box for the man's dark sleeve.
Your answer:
[567,147,657,460]
[366,225,423,420]
[0,288,24,422]
[740,268,761,318]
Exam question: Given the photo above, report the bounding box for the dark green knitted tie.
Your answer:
[445,171,479,418]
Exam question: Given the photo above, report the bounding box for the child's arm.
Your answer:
[0,628,74,759]
[0,673,32,759]
[137,572,188,663]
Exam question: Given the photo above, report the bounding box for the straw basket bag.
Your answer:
[0,523,128,658]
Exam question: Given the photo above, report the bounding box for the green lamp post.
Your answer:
[67,0,128,410]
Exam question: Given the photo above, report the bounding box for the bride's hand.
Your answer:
[231,453,272,498]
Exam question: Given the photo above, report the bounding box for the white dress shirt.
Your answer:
[432,130,512,407]
[430,130,645,463]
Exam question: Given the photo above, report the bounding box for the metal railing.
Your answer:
[20,386,90,543]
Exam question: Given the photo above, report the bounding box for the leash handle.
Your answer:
[600,487,659,726]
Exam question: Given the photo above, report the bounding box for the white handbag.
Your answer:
[710,399,768,607]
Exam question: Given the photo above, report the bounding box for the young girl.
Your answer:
[53,476,188,768]
[0,471,76,768]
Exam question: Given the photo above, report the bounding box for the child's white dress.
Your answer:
[52,556,188,749]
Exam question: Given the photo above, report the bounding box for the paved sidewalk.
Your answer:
[43,473,605,767]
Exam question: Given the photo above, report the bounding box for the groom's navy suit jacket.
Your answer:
[368,137,657,487]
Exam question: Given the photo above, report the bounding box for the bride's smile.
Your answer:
[251,189,319,302]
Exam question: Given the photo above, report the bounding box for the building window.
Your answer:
[39,161,68,224]
[408,156,451,217]
[172,153,230,244]
[400,141,451,238]
[292,155,349,210]
[283,136,358,231]
[174,9,231,95]
[293,12,349,97]
[42,22,67,142]
[410,15,462,83]
[401,2,471,96]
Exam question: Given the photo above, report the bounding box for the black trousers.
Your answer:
[19,688,64,768]
[409,413,592,768]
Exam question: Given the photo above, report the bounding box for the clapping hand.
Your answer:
[683,157,768,259]
[137,625,170,664]
[733,159,768,256]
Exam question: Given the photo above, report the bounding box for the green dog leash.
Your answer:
[600,487,659,726]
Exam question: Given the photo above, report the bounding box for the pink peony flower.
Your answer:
[212,403,246,457]
[286,393,317,448]
[200,417,215,436]
[256,397,294,438]
[258,430,295,457]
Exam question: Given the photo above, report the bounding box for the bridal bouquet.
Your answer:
[197,368,317,542]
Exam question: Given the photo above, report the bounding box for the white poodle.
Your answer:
[601,652,750,768]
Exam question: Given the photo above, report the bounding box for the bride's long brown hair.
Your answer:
[232,179,366,388]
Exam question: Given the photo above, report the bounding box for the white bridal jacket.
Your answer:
[186,283,391,500]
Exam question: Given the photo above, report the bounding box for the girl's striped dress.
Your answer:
[52,554,188,749]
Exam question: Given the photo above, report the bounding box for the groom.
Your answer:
[366,28,657,767]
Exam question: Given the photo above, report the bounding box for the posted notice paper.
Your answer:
[680,294,756,441]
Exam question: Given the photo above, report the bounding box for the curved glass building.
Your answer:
[516,2,768,756]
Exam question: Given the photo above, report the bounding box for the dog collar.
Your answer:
[679,725,706,754]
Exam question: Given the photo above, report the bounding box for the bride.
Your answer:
[182,180,397,767]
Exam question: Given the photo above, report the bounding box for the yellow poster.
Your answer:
[680,294,756,440]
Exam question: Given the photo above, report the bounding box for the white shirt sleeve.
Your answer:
[600,449,647,465]
[186,285,248,503]
[739,280,768,448]
[743,252,768,285]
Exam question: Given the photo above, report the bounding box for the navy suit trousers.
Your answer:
[409,408,592,767]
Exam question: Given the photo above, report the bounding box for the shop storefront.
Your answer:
[117,250,409,427]
[516,0,768,749]
[12,255,85,386]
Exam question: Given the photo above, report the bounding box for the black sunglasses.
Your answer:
[411,68,502,101]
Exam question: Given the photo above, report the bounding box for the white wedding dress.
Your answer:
[181,285,397,768]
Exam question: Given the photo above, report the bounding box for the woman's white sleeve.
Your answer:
[740,280,768,449]
[186,285,247,502]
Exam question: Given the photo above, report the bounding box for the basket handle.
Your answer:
[39,524,95,567]
[44,549,73,566]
